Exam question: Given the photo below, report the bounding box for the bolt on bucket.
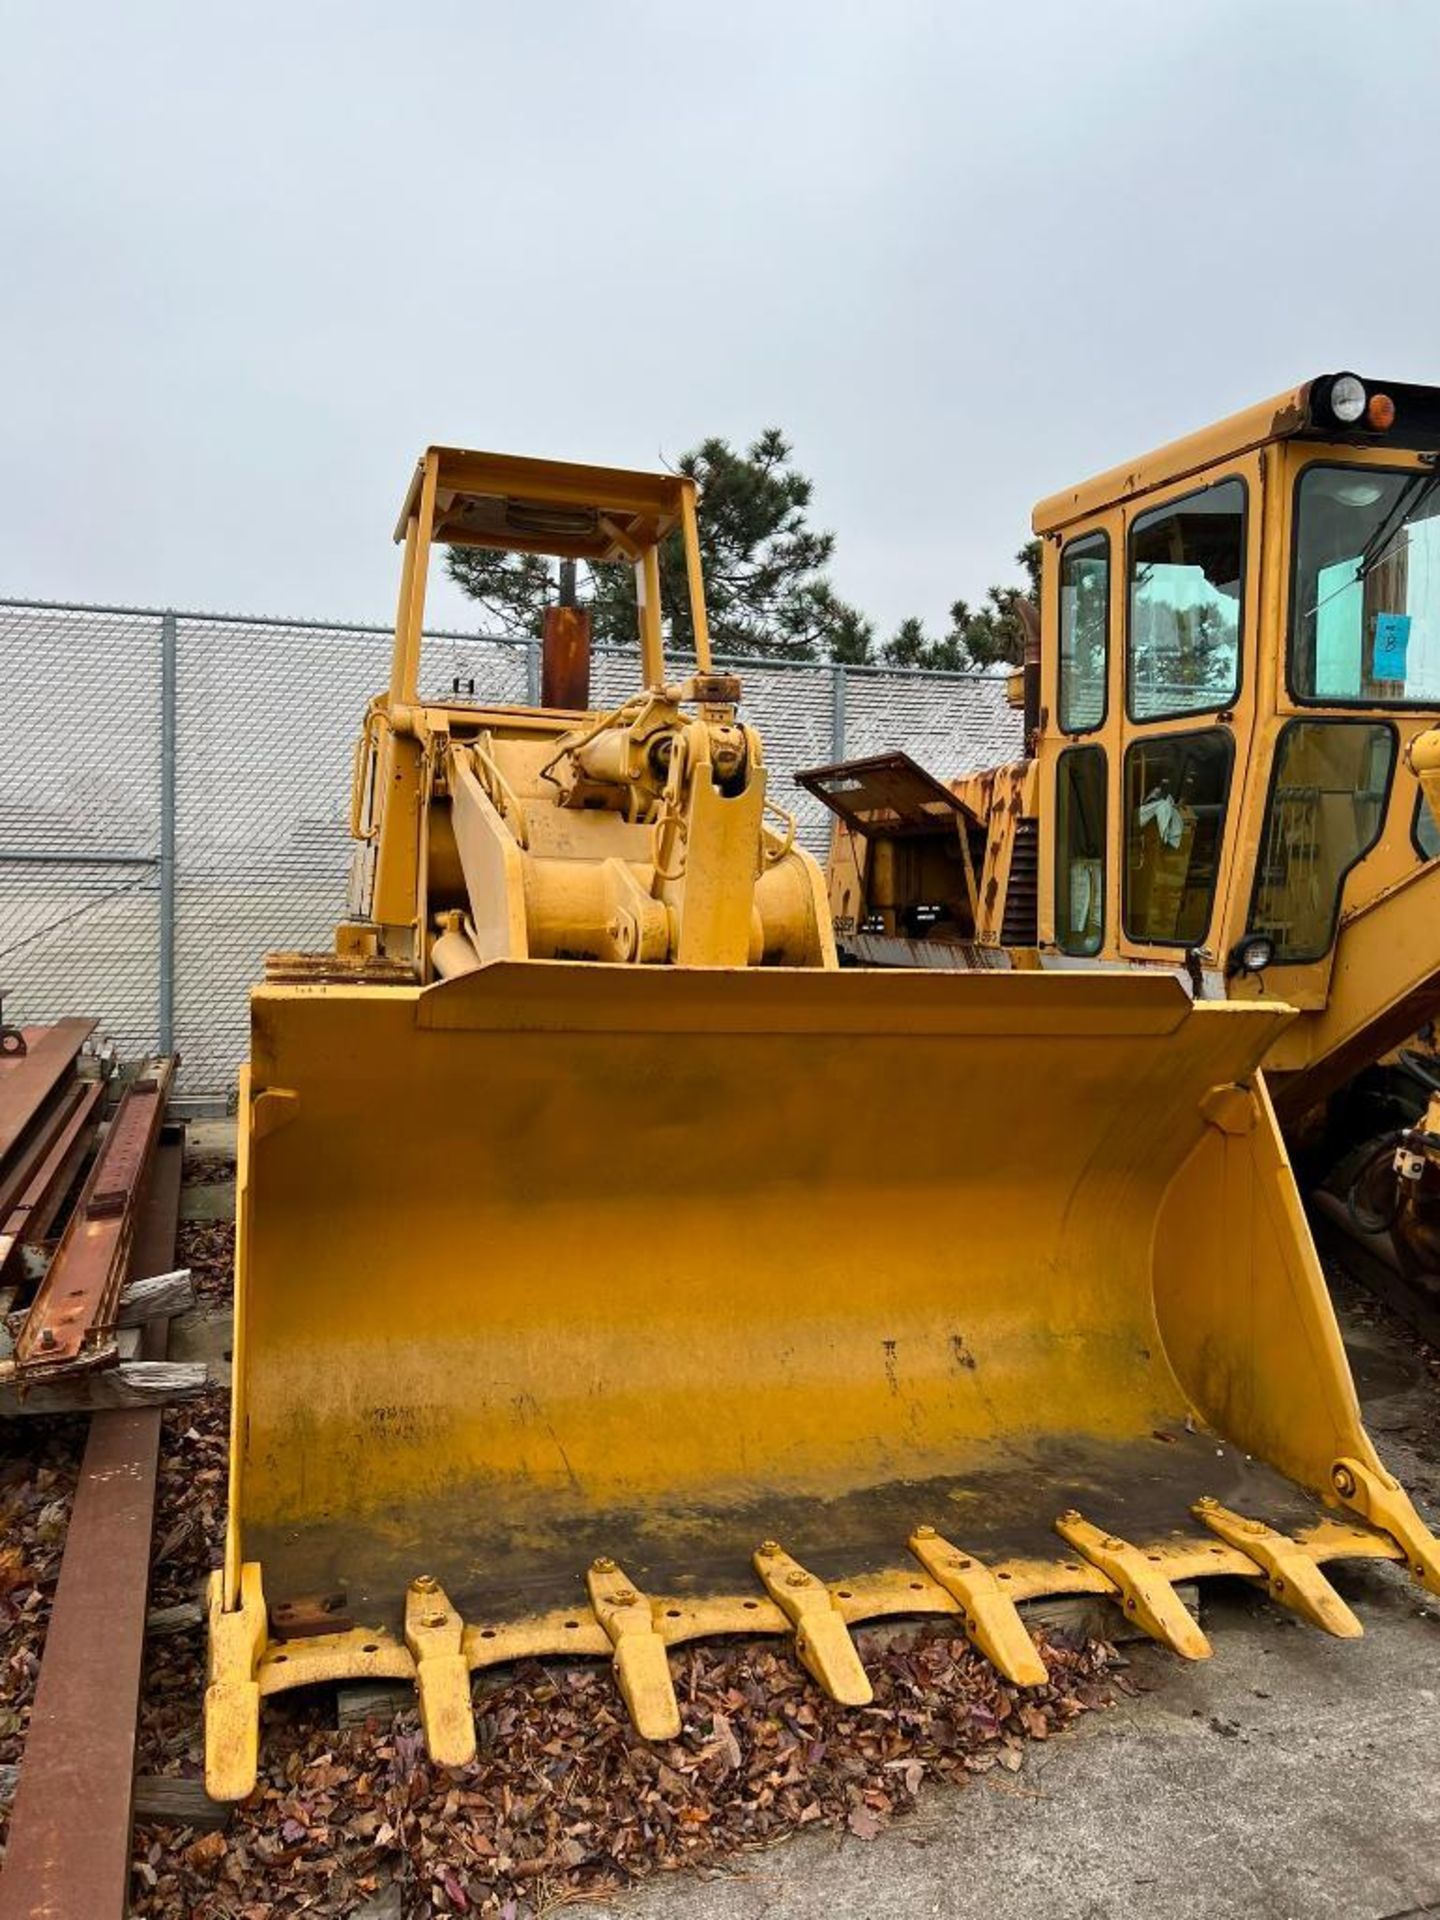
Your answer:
[206,963,1440,1798]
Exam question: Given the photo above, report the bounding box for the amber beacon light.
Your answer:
[1367,391,1397,431]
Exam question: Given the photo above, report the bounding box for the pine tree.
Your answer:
[880,540,1042,672]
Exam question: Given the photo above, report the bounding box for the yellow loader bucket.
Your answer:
[208,964,1440,1798]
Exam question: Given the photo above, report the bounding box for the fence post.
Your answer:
[525,637,540,705]
[830,662,847,761]
[158,611,177,1056]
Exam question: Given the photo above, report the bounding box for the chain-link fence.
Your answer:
[0,598,1020,1101]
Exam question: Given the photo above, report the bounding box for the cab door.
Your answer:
[1041,512,1119,958]
[1114,453,1264,975]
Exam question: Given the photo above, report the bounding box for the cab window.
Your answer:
[1058,532,1109,733]
[1249,722,1395,963]
[1055,746,1106,955]
[1416,788,1440,861]
[1123,729,1233,945]
[1127,478,1245,722]
[1291,463,1440,705]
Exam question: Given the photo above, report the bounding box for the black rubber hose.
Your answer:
[1397,1048,1440,1096]
[1345,1132,1406,1235]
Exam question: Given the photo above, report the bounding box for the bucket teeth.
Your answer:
[405,1577,476,1770]
[1192,1499,1362,1638]
[753,1541,872,1707]
[1332,1456,1440,1596]
[203,1564,267,1804]
[1055,1511,1212,1660]
[907,1527,1048,1687]
[209,1489,1431,1794]
[586,1558,681,1740]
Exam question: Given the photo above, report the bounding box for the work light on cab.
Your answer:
[1329,373,1367,424]
[1229,934,1275,978]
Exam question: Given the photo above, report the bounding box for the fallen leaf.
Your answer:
[847,1805,884,1841]
[182,1831,227,1873]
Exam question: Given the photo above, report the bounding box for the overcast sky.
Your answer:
[2,0,1438,642]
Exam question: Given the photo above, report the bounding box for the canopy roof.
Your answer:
[395,447,692,561]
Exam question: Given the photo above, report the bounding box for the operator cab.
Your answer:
[1038,371,1440,1043]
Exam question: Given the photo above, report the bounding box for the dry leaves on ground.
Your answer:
[176,1217,235,1307]
[0,1415,86,1847]
[137,1385,230,1783]
[183,1153,236,1190]
[132,1622,1114,1918]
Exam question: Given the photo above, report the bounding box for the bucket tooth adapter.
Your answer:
[206,445,1440,1802]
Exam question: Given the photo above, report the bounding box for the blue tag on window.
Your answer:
[1373,612,1411,680]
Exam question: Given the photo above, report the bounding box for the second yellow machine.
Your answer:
[207,439,1439,1800]
[811,370,1440,1296]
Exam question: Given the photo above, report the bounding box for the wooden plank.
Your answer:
[0,1359,206,1416]
[0,1766,229,1832]
[131,1775,229,1831]
[145,1600,203,1637]
[337,1681,414,1730]
[351,1889,403,1920]
[116,1268,194,1326]
[178,1180,234,1221]
[1024,1584,1200,1644]
[0,1135,181,1920]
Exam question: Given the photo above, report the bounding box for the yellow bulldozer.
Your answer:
[808,370,1440,1317]
[207,431,1440,1803]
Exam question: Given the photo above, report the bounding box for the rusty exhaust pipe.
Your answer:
[541,558,592,710]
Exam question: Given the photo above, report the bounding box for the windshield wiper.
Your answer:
[1355,461,1440,584]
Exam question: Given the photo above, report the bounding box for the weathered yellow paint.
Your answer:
[1191,1499,1362,1638]
[1333,1456,1440,1592]
[1054,1511,1213,1660]
[238,971,1267,1541]
[1031,381,1310,534]
[587,1558,682,1739]
[908,1526,1048,1686]
[203,1563,266,1803]
[208,436,1440,1804]
[404,1576,475,1769]
[214,967,1436,1773]
[208,1492,1416,1798]
[753,1541,872,1707]
[1410,724,1440,833]
[1043,430,1440,1107]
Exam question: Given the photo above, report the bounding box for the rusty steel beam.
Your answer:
[0,1019,94,1169]
[0,1131,182,1920]
[540,602,593,711]
[0,1080,105,1287]
[16,1064,174,1376]
[0,1078,84,1227]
